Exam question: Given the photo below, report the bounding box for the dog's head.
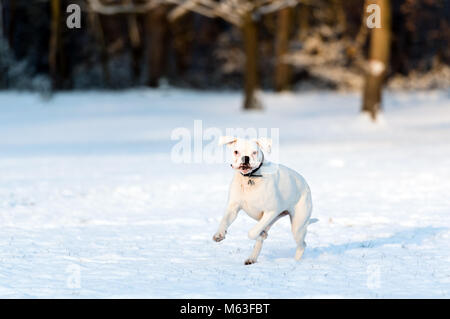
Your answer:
[219,136,272,175]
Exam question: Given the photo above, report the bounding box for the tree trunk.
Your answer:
[0,0,4,37]
[298,3,309,41]
[147,6,168,88]
[49,0,62,89]
[362,0,391,120]
[170,13,193,76]
[127,13,142,83]
[7,0,15,47]
[274,7,292,92]
[242,12,261,110]
[333,0,347,33]
[88,12,110,87]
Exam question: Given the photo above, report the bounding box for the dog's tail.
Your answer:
[308,218,319,225]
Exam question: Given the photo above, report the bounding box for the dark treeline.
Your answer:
[0,0,449,117]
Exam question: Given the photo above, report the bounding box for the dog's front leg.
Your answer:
[213,203,240,242]
[248,210,279,240]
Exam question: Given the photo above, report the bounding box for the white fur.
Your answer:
[214,137,314,265]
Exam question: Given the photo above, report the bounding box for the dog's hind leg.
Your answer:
[293,226,307,260]
[245,230,268,265]
[291,191,313,261]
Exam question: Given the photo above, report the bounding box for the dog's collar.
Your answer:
[239,153,264,178]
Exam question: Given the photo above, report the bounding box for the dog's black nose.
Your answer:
[242,156,250,164]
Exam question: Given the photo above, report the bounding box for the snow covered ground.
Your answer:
[0,88,449,298]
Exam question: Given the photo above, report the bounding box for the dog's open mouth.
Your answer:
[238,164,252,173]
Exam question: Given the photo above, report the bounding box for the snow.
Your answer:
[0,88,449,298]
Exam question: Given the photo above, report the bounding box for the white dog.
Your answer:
[213,136,314,265]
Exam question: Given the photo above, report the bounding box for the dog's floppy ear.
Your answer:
[255,137,272,154]
[218,136,237,147]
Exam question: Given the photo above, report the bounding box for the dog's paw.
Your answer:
[213,231,226,242]
[244,258,256,265]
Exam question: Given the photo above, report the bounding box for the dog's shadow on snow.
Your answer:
[266,226,446,260]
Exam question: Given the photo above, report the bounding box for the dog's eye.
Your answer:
[252,151,257,156]
[234,150,239,156]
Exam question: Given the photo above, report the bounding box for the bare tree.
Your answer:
[361,0,392,120]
